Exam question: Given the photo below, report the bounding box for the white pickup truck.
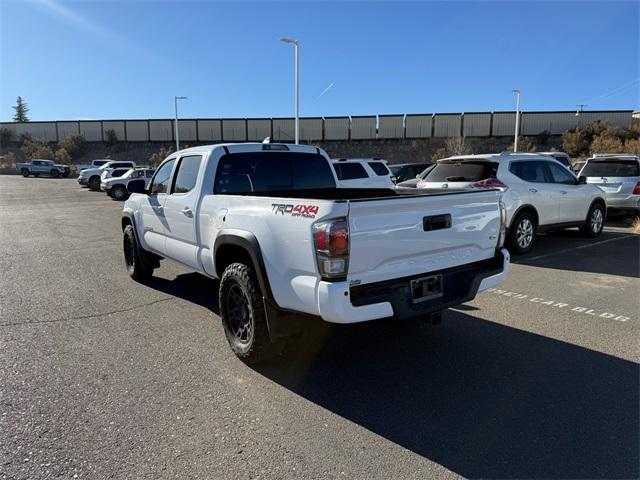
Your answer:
[122,143,510,363]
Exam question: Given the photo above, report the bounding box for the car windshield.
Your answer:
[423,161,496,182]
[581,160,639,177]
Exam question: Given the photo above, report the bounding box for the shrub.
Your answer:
[0,128,13,147]
[21,138,54,160]
[58,134,86,159]
[537,130,551,144]
[55,148,72,165]
[150,146,174,166]
[431,147,448,161]
[590,134,625,155]
[562,128,589,157]
[506,136,537,152]
[105,129,118,146]
[624,138,640,154]
[444,136,471,156]
[0,152,16,168]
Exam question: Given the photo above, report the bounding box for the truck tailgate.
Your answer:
[347,190,502,285]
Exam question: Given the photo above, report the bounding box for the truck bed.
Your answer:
[233,187,485,201]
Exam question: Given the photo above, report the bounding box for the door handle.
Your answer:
[529,188,538,193]
[181,207,194,217]
[560,190,567,195]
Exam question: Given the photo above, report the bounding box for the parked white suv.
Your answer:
[578,155,640,214]
[417,153,607,253]
[331,159,394,188]
[78,161,136,190]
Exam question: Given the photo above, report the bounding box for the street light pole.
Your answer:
[512,89,521,152]
[280,37,300,144]
[174,96,187,151]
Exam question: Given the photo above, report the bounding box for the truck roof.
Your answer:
[175,143,325,156]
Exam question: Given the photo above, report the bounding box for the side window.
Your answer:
[509,161,523,179]
[172,155,202,194]
[150,159,175,194]
[520,161,549,183]
[367,162,390,176]
[333,163,368,180]
[548,162,576,185]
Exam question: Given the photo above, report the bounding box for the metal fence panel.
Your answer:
[79,121,102,141]
[177,120,197,142]
[576,110,633,129]
[300,118,323,141]
[247,118,271,141]
[222,119,246,141]
[125,120,148,141]
[197,120,222,142]
[463,113,491,137]
[324,117,349,140]
[272,118,295,142]
[57,121,79,140]
[14,122,57,141]
[405,114,433,138]
[103,121,126,141]
[521,112,578,135]
[351,116,377,139]
[433,114,461,137]
[149,120,173,141]
[492,112,516,136]
[378,115,404,139]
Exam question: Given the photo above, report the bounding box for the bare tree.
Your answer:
[444,136,471,156]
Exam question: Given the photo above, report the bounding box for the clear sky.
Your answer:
[1,0,638,121]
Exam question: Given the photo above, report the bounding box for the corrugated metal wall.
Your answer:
[79,121,102,141]
[378,115,404,139]
[246,119,271,141]
[463,113,491,137]
[197,120,222,142]
[149,120,173,141]
[272,118,295,142]
[433,114,461,137]
[324,117,349,140]
[0,111,632,143]
[300,118,323,141]
[405,115,433,138]
[350,116,377,140]
[492,112,517,136]
[125,121,148,141]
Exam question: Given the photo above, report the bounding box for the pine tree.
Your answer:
[12,96,29,122]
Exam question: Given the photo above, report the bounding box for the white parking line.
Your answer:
[514,235,635,263]
[482,288,632,322]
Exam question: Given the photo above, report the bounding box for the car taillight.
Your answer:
[633,182,640,195]
[313,217,349,279]
[470,177,508,190]
[497,200,507,248]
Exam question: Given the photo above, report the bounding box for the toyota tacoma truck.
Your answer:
[17,159,70,178]
[122,143,510,363]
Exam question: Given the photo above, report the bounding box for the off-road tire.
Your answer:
[219,263,281,364]
[21,168,29,177]
[580,203,605,238]
[111,185,127,201]
[123,224,154,281]
[508,212,537,254]
[88,176,100,191]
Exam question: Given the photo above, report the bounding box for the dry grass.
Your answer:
[632,217,640,234]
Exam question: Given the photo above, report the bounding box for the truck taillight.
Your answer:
[497,200,507,248]
[313,217,349,279]
[633,182,640,195]
[470,177,508,190]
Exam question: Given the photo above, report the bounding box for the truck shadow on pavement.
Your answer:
[255,311,639,479]
[514,228,639,278]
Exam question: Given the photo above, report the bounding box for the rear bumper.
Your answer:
[604,195,640,211]
[317,249,510,324]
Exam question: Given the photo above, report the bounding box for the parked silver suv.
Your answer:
[578,155,640,214]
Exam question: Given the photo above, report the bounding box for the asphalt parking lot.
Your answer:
[1,175,638,480]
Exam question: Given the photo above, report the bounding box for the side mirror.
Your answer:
[390,176,398,184]
[128,179,147,194]
[577,176,587,185]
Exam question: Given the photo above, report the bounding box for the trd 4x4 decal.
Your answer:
[272,203,319,218]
